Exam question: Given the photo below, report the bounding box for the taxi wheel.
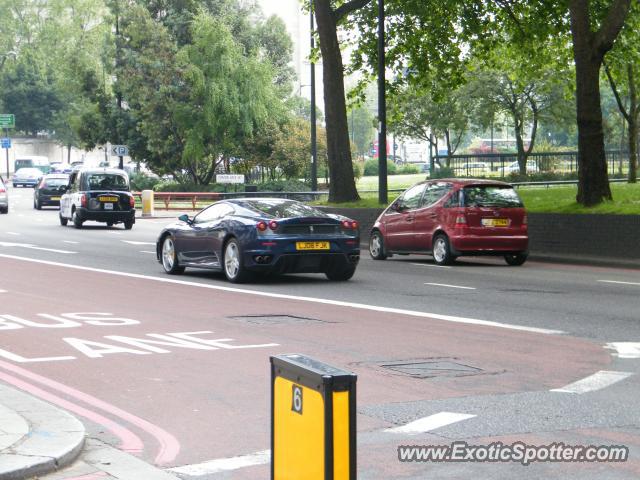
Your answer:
[161,235,185,274]
[72,209,83,229]
[369,231,387,260]
[59,212,68,226]
[432,234,454,266]
[223,238,251,283]
[124,220,133,230]
[504,253,528,266]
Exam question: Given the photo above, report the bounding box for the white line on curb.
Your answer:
[425,282,476,290]
[598,280,640,286]
[166,450,270,476]
[0,253,563,335]
[550,370,633,394]
[385,412,477,434]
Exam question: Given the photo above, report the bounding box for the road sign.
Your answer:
[0,114,15,129]
[1,138,10,149]
[111,145,129,157]
[216,174,245,184]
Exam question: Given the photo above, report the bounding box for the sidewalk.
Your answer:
[0,384,84,479]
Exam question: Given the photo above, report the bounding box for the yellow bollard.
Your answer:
[271,354,357,480]
[141,190,154,217]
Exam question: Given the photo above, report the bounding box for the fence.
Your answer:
[433,150,628,178]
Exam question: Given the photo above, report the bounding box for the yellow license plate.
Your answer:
[482,218,510,227]
[296,241,330,251]
[51,196,60,201]
[99,196,119,202]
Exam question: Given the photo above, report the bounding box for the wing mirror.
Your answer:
[178,214,192,224]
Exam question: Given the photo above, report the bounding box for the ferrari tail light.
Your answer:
[256,221,268,232]
[341,219,358,229]
[268,220,278,231]
[80,194,87,208]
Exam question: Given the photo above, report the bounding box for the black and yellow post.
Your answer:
[271,354,357,480]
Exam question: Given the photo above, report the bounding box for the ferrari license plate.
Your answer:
[99,196,119,202]
[296,241,330,251]
[481,218,510,227]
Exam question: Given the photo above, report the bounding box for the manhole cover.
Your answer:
[228,314,330,325]
[380,358,484,378]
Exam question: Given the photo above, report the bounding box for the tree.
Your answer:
[313,0,371,202]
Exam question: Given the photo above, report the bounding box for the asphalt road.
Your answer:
[1,185,640,480]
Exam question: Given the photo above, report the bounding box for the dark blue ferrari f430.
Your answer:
[156,198,360,283]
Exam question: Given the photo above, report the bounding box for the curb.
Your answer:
[0,384,85,480]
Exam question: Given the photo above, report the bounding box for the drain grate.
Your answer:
[228,314,331,325]
[380,358,484,378]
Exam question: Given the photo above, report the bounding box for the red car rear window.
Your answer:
[462,186,523,208]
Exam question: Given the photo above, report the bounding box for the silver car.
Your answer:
[12,167,43,188]
[0,177,8,213]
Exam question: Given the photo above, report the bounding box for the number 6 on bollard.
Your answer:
[271,354,357,480]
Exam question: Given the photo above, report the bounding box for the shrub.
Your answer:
[429,167,455,179]
[397,164,419,175]
[129,173,160,191]
[258,179,310,192]
[364,159,396,176]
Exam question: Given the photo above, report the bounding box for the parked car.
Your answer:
[0,177,8,213]
[504,160,538,174]
[34,174,70,209]
[369,179,528,266]
[50,162,73,174]
[156,198,360,283]
[59,168,136,229]
[453,162,490,175]
[12,168,44,187]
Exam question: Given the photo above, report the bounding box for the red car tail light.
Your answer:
[268,220,278,231]
[256,221,268,232]
[522,214,528,225]
[0,187,5,193]
[454,215,467,228]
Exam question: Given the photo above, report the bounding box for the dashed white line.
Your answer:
[63,241,80,244]
[0,253,564,335]
[166,450,270,476]
[0,290,6,294]
[385,412,477,434]
[598,280,640,286]
[605,343,640,359]
[425,282,476,290]
[412,263,452,269]
[551,370,634,394]
[123,241,155,246]
[140,251,156,254]
[5,232,20,236]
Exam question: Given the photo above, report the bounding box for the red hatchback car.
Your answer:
[369,179,528,266]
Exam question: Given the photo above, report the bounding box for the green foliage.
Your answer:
[364,160,397,176]
[429,167,456,179]
[153,181,228,193]
[257,180,310,192]
[397,164,419,174]
[129,172,161,191]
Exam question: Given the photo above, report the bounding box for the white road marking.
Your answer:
[0,254,564,335]
[0,290,6,293]
[550,370,634,394]
[605,343,640,359]
[140,250,156,254]
[412,263,452,269]
[425,282,476,290]
[598,280,640,286]
[166,450,270,476]
[385,412,476,434]
[123,241,155,246]
[0,242,76,254]
[5,232,20,236]
[63,241,79,244]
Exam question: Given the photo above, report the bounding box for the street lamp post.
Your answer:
[377,0,387,204]
[310,0,318,192]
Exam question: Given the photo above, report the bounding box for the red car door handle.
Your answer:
[406,216,414,222]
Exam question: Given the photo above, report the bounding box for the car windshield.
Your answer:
[87,173,129,191]
[241,199,328,218]
[44,178,68,187]
[463,185,523,208]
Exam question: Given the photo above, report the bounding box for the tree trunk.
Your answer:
[513,111,527,175]
[573,55,612,204]
[314,0,359,202]
[628,64,638,183]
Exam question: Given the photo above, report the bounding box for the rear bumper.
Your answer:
[244,250,360,274]
[450,234,528,254]
[76,207,135,224]
[37,194,62,206]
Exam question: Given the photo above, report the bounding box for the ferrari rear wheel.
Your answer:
[223,238,252,283]
[161,235,185,274]
[325,264,356,281]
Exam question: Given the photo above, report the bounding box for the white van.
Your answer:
[14,156,51,174]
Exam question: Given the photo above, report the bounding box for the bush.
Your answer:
[429,167,455,179]
[397,164,419,175]
[258,179,310,192]
[153,181,227,192]
[364,159,396,176]
[129,173,160,191]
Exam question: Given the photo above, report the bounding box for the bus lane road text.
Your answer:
[0,312,279,363]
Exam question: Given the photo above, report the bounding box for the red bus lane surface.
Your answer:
[0,256,611,475]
